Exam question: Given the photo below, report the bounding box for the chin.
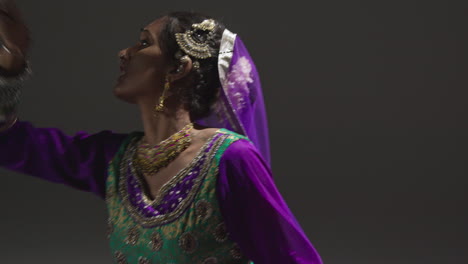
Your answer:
[113,84,138,104]
[113,74,159,104]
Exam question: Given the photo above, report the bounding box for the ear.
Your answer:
[167,56,193,82]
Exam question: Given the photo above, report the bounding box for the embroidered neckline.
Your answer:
[118,129,230,227]
[136,129,223,205]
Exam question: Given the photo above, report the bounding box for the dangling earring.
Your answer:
[154,77,170,116]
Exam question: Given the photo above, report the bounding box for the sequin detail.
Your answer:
[115,251,128,264]
[106,190,114,200]
[138,256,152,264]
[107,219,114,239]
[230,244,243,259]
[149,232,163,251]
[106,130,254,264]
[118,132,229,227]
[178,231,198,254]
[124,226,140,245]
[195,199,213,221]
[213,222,229,242]
[202,257,218,264]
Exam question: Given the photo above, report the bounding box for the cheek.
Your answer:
[130,48,165,73]
[129,51,166,83]
[113,49,167,101]
[113,67,164,102]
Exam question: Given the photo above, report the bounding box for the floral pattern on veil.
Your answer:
[216,56,253,114]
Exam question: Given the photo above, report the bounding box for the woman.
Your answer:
[0,1,322,264]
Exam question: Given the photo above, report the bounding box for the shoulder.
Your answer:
[216,130,273,192]
[216,129,269,171]
[72,129,128,144]
[217,128,250,145]
[112,131,143,159]
[222,137,256,157]
[216,129,256,157]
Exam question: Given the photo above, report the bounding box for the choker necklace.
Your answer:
[134,122,194,175]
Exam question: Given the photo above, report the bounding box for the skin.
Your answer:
[0,4,221,200]
[0,0,30,74]
[116,16,221,200]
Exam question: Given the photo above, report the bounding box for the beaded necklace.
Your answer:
[133,123,194,175]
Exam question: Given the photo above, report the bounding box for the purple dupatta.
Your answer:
[196,29,271,166]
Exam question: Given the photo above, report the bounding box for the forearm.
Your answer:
[0,120,128,198]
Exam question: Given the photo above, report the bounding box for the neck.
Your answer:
[138,100,192,146]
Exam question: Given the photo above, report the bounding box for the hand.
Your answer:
[0,0,30,74]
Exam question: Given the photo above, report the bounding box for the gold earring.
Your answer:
[154,78,170,114]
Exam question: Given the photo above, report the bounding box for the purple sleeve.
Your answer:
[217,139,323,264]
[0,120,128,199]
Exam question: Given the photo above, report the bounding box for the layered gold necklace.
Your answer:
[133,123,194,175]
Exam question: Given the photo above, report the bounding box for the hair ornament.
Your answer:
[175,19,217,59]
[192,19,216,31]
[192,60,200,70]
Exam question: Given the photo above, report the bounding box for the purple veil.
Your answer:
[196,29,271,166]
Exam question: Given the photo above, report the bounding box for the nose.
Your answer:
[118,49,128,61]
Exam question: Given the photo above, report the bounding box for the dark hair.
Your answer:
[158,11,226,121]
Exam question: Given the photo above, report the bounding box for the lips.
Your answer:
[119,64,127,76]
[118,62,129,83]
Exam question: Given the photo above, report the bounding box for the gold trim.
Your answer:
[174,19,217,59]
[118,130,230,227]
[178,231,199,254]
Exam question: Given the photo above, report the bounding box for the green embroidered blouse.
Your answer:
[106,128,253,264]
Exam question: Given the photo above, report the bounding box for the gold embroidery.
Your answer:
[114,251,128,264]
[118,132,229,227]
[107,219,114,240]
[105,131,253,263]
[160,222,181,240]
[149,231,163,251]
[178,231,198,254]
[213,222,229,243]
[195,199,213,222]
[230,244,243,259]
[138,256,152,264]
[106,189,114,200]
[124,226,140,245]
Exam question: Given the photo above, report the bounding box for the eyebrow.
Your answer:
[139,28,153,41]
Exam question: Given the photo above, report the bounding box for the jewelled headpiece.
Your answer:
[175,19,217,59]
[174,18,271,166]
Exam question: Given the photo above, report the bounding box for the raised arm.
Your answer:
[217,139,323,264]
[0,120,128,199]
[0,1,129,199]
[0,0,31,131]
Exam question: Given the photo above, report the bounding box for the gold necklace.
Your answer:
[134,123,194,175]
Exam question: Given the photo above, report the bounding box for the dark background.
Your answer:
[0,0,467,263]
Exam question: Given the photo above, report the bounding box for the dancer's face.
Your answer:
[114,17,170,104]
